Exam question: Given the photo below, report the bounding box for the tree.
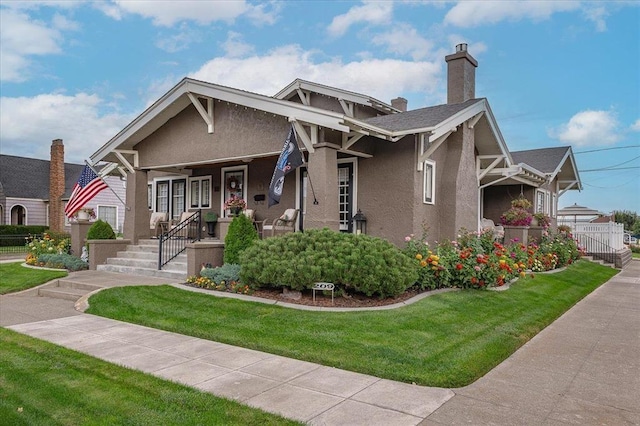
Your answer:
[614,210,639,233]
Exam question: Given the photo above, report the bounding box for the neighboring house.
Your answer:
[89,44,581,246]
[0,140,126,233]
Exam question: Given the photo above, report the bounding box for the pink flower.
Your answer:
[474,265,481,271]
[405,236,411,242]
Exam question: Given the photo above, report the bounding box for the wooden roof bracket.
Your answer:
[477,155,505,181]
[467,111,484,129]
[289,118,316,153]
[417,128,454,171]
[296,88,311,106]
[114,149,138,174]
[558,180,579,197]
[187,92,214,133]
[342,132,365,150]
[338,99,354,117]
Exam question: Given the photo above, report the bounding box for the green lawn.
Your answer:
[632,251,640,259]
[87,260,618,387]
[0,261,67,295]
[0,328,300,426]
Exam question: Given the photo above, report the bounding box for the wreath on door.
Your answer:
[226,176,240,191]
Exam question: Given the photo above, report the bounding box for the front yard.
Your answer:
[86,260,618,388]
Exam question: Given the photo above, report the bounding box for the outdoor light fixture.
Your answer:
[352,209,367,235]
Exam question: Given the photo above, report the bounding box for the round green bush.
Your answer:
[224,214,258,264]
[239,228,417,298]
[86,219,116,240]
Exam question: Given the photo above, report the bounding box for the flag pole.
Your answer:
[291,127,319,205]
[85,160,127,207]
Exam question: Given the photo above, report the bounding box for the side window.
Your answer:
[423,160,435,204]
[188,177,212,209]
[97,205,118,233]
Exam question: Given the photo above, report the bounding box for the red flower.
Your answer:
[456,263,463,270]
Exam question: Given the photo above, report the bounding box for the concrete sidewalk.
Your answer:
[2,260,639,424]
[423,260,640,425]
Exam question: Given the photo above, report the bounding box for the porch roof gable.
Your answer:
[274,78,399,114]
[511,146,582,191]
[90,77,353,164]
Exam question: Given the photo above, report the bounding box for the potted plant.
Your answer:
[532,212,551,228]
[73,207,96,221]
[224,195,246,216]
[500,196,533,243]
[204,212,218,237]
[500,197,533,227]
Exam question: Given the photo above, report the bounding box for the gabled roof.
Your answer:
[274,78,399,114]
[362,99,480,131]
[0,154,84,199]
[511,146,582,191]
[91,77,352,164]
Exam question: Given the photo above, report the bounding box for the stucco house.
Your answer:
[89,44,580,249]
[0,140,126,233]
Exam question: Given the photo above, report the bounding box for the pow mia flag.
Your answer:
[268,126,304,207]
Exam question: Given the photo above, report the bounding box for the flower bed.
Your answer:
[404,228,582,289]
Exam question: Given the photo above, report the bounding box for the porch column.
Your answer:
[123,170,149,244]
[304,143,340,231]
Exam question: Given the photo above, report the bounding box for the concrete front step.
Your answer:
[37,279,104,302]
[97,264,186,281]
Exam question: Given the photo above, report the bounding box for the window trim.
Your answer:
[423,159,436,205]
[188,176,212,209]
[96,204,119,233]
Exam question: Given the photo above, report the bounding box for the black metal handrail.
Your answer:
[574,233,616,265]
[158,210,201,269]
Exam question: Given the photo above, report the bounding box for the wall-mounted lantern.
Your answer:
[352,209,367,235]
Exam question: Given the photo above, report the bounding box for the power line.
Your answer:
[574,145,640,154]
[579,155,640,172]
[581,166,640,172]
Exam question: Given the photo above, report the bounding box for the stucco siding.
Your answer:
[136,104,292,168]
[357,137,415,246]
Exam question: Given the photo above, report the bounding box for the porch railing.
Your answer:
[574,233,617,265]
[567,222,625,250]
[158,210,202,270]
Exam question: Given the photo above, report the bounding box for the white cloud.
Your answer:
[188,44,442,106]
[0,93,131,163]
[582,5,608,32]
[327,1,394,37]
[156,24,201,53]
[0,9,63,81]
[220,31,255,58]
[631,119,640,132]
[51,12,80,31]
[109,0,277,27]
[444,1,580,28]
[549,110,621,146]
[371,23,435,60]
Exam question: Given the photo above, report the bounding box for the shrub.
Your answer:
[224,214,258,264]
[200,263,241,283]
[37,253,88,271]
[87,219,116,240]
[240,228,417,298]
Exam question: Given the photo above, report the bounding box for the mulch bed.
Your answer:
[184,283,425,308]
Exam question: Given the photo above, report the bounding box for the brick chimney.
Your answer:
[49,139,65,232]
[391,97,408,112]
[445,43,478,104]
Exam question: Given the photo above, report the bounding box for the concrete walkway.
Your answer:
[2,260,639,424]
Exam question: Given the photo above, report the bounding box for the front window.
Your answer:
[535,189,546,213]
[189,177,211,208]
[423,160,435,204]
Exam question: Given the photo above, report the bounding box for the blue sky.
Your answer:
[1,0,638,213]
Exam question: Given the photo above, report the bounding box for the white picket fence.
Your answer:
[568,222,625,251]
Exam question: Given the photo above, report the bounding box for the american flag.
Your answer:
[64,165,108,218]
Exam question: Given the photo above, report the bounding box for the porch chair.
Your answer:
[242,209,255,221]
[261,208,299,238]
[481,218,504,241]
[170,211,198,239]
[150,212,169,238]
